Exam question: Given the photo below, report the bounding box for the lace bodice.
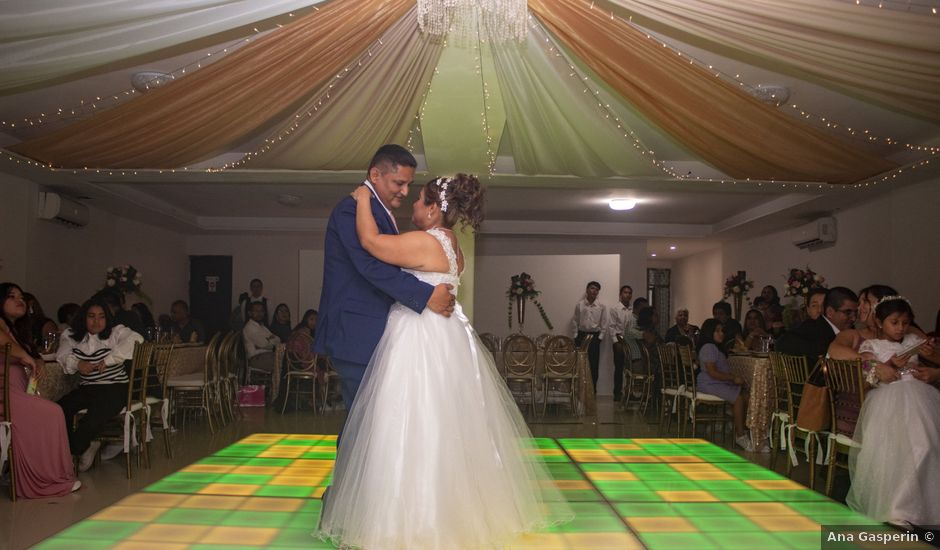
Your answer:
[403,228,460,293]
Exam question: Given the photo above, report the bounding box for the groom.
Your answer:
[314,144,455,412]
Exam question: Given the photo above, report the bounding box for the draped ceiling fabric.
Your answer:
[604,0,940,124]
[529,0,896,185]
[0,0,325,93]
[9,0,413,168]
[5,0,927,185]
[246,7,444,171]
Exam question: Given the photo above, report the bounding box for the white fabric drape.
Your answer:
[0,0,325,92]
[607,0,940,122]
[491,20,668,177]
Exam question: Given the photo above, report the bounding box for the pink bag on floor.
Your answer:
[238,385,265,407]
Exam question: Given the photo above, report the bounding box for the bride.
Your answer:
[317,175,571,549]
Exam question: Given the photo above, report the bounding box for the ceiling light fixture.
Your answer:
[608,198,637,211]
[669,245,677,250]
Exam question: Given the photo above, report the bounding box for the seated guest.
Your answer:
[243,301,279,378]
[56,296,143,471]
[776,287,858,367]
[56,302,80,332]
[270,303,293,343]
[804,288,827,322]
[758,285,784,332]
[737,308,770,351]
[94,288,145,335]
[634,306,661,376]
[170,300,205,344]
[664,308,699,347]
[696,318,749,450]
[0,283,80,497]
[287,309,327,383]
[131,302,156,329]
[244,278,269,327]
[18,292,57,353]
[712,301,742,354]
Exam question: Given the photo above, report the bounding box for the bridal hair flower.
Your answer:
[435,177,451,212]
[874,295,910,311]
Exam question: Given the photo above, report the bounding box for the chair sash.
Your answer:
[783,423,826,467]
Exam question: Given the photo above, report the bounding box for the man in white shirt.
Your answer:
[243,301,278,379]
[607,285,634,402]
[570,281,607,393]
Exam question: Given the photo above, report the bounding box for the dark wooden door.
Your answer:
[189,256,232,340]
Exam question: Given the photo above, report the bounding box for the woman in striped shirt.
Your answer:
[56,297,143,471]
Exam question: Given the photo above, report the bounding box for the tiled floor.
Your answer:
[0,400,895,549]
[27,432,885,550]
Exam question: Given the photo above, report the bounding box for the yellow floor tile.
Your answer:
[258,449,307,458]
[292,459,334,468]
[119,493,187,508]
[198,483,261,496]
[183,464,237,474]
[626,516,698,533]
[585,471,638,481]
[748,515,819,532]
[112,542,189,550]
[311,487,327,498]
[91,505,167,523]
[533,449,565,456]
[668,438,709,444]
[564,533,644,549]
[552,480,593,490]
[179,495,246,510]
[199,526,279,545]
[657,491,718,502]
[128,524,213,543]
[670,463,721,472]
[282,434,323,441]
[616,455,661,463]
[600,444,640,450]
[656,455,704,462]
[231,465,285,475]
[507,533,569,549]
[631,438,672,444]
[269,475,322,487]
[746,479,805,491]
[730,503,798,516]
[238,497,305,512]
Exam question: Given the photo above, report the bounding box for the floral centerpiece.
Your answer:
[105,264,150,303]
[722,271,753,320]
[784,267,827,297]
[506,272,552,331]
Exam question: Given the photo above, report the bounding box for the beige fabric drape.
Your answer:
[10,0,413,169]
[247,8,443,171]
[604,0,940,123]
[529,0,896,184]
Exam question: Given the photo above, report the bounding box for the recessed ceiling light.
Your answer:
[669,245,677,250]
[608,198,637,211]
[650,253,657,257]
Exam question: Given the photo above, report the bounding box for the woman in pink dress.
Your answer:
[1,282,79,498]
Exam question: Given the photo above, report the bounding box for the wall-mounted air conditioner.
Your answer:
[792,217,836,249]
[37,192,89,227]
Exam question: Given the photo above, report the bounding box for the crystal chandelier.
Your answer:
[417,0,527,42]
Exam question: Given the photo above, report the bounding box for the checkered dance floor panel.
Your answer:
[35,434,885,549]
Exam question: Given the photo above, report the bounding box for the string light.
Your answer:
[588,0,940,155]
[838,0,939,14]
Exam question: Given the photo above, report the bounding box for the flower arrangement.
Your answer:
[784,267,827,296]
[105,264,150,302]
[723,272,754,299]
[506,272,553,330]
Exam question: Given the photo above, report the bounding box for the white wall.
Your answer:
[0,173,186,318]
[670,178,940,326]
[475,253,621,394]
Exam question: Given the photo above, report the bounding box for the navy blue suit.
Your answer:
[314,193,433,410]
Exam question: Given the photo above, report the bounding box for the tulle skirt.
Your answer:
[847,375,940,526]
[318,304,572,549]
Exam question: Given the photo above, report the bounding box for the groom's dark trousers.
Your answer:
[331,358,369,412]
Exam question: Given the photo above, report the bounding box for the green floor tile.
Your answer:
[300,451,337,460]
[642,480,701,491]
[639,532,720,550]
[244,457,294,466]
[216,473,275,485]
[614,502,679,517]
[272,528,324,547]
[559,489,602,501]
[55,520,145,541]
[578,463,626,472]
[255,485,314,498]
[705,531,782,549]
[156,508,231,525]
[164,471,223,483]
[766,489,828,501]
[223,511,294,528]
[602,491,665,502]
[286,513,322,530]
[671,503,740,517]
[687,515,759,532]
[694,480,753,492]
[32,538,115,550]
[144,480,208,494]
[709,490,774,502]
[546,463,583,479]
[198,456,249,465]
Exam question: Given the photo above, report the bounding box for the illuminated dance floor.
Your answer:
[34,434,884,549]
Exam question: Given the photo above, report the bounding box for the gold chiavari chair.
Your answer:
[503,334,538,416]
[1,344,16,500]
[779,353,821,490]
[823,358,866,496]
[768,352,791,470]
[657,343,682,436]
[678,343,728,442]
[541,335,578,417]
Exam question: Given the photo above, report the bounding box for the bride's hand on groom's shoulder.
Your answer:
[352,186,372,202]
[427,284,456,317]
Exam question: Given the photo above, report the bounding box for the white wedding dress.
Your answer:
[846,334,940,526]
[318,228,572,549]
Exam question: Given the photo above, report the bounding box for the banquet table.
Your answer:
[728,353,775,450]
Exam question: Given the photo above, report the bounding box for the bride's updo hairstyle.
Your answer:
[423,173,486,231]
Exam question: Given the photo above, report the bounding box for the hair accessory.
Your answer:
[436,177,451,212]
[874,295,910,312]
